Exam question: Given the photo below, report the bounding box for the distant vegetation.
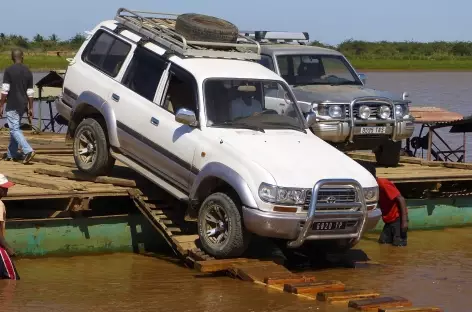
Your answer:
[2,33,472,71]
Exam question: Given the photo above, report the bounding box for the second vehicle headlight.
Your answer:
[259,183,306,205]
[363,186,379,202]
[328,105,343,118]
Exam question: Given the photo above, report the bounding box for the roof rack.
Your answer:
[114,8,261,60]
[239,31,310,45]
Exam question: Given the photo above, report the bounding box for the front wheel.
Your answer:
[198,192,251,258]
[73,118,115,176]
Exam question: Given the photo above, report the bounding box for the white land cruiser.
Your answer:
[55,8,381,258]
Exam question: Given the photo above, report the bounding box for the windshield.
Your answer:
[276,54,362,86]
[204,79,306,132]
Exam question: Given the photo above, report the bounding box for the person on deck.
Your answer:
[363,163,409,246]
[0,173,19,280]
[0,49,36,164]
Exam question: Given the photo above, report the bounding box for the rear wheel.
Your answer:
[375,140,401,167]
[73,118,115,176]
[198,192,251,258]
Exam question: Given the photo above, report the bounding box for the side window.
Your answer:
[161,67,198,115]
[259,55,275,71]
[122,46,167,102]
[82,30,131,77]
[276,55,290,76]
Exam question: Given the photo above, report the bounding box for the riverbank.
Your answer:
[3,54,472,71]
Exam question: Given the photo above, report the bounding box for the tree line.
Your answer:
[311,39,472,60]
[2,32,472,60]
[0,33,86,52]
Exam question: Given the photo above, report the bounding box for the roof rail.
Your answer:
[240,31,310,45]
[114,8,261,60]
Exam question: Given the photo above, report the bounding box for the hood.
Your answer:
[292,84,404,104]
[219,130,377,189]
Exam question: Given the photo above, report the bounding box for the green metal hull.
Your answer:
[6,214,167,257]
[371,197,472,232]
[6,197,472,256]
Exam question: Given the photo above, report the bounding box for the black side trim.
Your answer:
[64,88,78,100]
[116,121,200,176]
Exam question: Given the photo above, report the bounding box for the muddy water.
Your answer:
[1,228,470,312]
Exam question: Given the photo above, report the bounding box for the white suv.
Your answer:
[55,8,381,258]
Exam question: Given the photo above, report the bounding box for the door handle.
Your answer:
[112,93,120,102]
[150,117,159,126]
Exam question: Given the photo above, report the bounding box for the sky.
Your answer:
[0,0,470,45]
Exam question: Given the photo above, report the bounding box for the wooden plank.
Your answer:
[283,280,345,295]
[264,273,317,285]
[5,173,85,191]
[316,290,380,303]
[231,261,290,283]
[195,258,260,273]
[32,155,76,167]
[379,307,442,312]
[34,167,137,187]
[348,296,412,311]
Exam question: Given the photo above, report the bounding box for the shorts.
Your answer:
[0,247,20,280]
[378,218,407,247]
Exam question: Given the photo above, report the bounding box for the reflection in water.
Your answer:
[0,228,470,312]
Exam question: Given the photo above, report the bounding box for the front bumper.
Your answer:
[311,119,415,143]
[243,179,369,248]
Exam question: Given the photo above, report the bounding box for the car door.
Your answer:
[149,63,201,189]
[108,44,197,192]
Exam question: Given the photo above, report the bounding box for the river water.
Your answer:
[2,228,471,312]
[0,71,471,311]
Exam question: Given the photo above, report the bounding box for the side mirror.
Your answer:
[305,111,317,127]
[358,73,367,85]
[175,108,198,127]
[402,92,409,100]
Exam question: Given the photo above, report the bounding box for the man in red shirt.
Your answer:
[363,163,409,246]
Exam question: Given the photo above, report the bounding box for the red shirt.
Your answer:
[377,178,400,223]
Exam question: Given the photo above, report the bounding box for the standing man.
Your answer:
[0,49,36,164]
[0,173,19,280]
[362,162,409,246]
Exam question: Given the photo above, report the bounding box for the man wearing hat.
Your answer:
[0,173,19,280]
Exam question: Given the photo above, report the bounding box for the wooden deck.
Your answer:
[1,131,472,201]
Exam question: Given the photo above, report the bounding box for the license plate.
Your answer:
[360,127,386,134]
[313,221,346,231]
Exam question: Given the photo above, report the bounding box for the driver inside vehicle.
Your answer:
[228,83,263,120]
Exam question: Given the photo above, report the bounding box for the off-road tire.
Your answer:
[73,118,115,176]
[375,140,402,167]
[175,13,239,43]
[198,192,251,258]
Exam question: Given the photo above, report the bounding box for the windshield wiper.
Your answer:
[264,122,307,133]
[214,122,265,133]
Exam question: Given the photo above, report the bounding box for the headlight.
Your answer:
[328,105,343,118]
[358,105,371,119]
[378,105,391,119]
[363,186,379,202]
[258,183,306,205]
[395,104,403,117]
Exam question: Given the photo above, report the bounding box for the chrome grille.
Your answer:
[303,188,357,211]
[352,102,393,119]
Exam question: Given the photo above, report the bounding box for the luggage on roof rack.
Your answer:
[114,8,261,60]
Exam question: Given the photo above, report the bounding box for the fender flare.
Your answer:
[70,91,120,147]
[190,162,258,208]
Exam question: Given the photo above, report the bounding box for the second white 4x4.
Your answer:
[56,8,380,258]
